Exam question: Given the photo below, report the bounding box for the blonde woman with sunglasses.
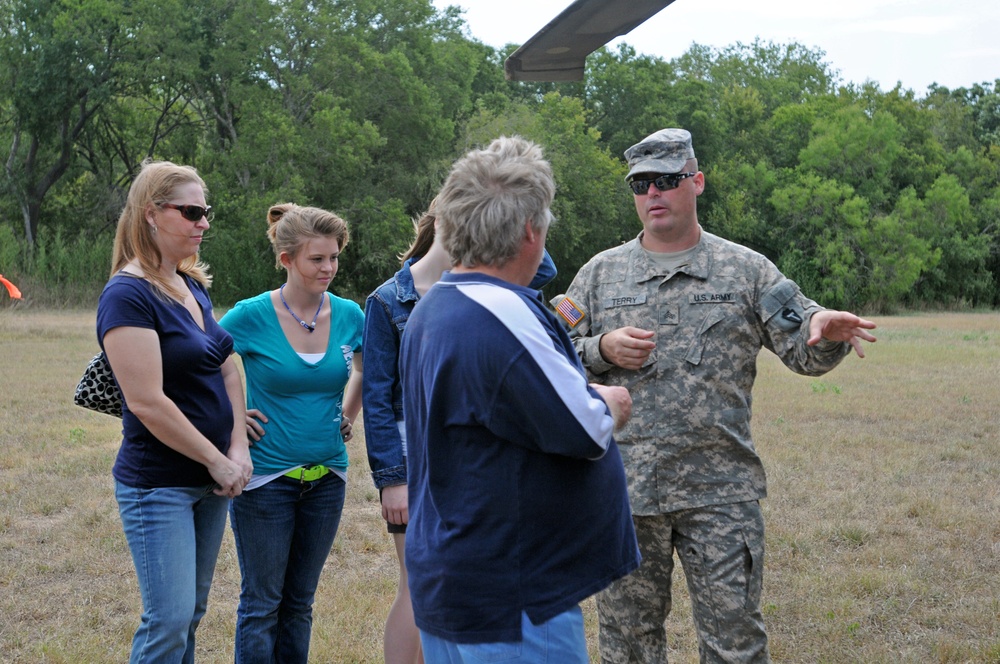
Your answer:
[98,158,252,663]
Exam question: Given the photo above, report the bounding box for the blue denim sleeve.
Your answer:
[361,290,407,489]
[528,248,558,291]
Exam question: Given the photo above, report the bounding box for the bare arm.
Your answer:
[221,356,252,482]
[103,326,247,497]
[341,351,363,441]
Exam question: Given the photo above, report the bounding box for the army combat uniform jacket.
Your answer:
[564,230,851,515]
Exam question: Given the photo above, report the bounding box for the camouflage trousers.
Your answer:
[597,501,770,664]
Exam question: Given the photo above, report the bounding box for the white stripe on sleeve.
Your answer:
[455,282,615,452]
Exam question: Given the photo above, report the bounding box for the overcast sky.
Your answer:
[432,0,999,95]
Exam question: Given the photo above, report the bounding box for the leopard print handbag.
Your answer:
[74,351,123,418]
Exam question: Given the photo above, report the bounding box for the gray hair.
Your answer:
[436,136,555,268]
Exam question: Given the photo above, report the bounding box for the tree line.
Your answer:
[2,0,998,312]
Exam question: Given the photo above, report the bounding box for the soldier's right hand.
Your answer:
[592,384,633,431]
[599,327,655,370]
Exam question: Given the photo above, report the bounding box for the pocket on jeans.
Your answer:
[460,639,523,662]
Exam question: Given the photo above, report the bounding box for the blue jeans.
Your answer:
[230,473,347,664]
[115,480,230,664]
[419,606,589,663]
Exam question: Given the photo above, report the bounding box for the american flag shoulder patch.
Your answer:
[555,296,585,328]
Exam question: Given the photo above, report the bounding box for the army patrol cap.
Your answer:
[624,128,696,180]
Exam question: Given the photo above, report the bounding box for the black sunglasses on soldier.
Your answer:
[627,172,696,195]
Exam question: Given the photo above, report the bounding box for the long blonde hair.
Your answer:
[110,159,211,301]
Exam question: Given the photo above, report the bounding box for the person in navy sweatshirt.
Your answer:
[399,135,641,663]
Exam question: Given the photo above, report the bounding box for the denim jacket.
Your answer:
[361,251,557,489]
[362,260,418,489]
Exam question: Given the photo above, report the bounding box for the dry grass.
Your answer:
[1,309,998,663]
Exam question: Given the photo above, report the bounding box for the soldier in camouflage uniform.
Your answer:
[558,128,877,663]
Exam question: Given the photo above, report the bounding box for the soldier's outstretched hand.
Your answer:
[808,310,877,358]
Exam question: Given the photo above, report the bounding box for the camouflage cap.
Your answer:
[624,128,696,180]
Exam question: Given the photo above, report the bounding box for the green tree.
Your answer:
[798,104,917,213]
[674,39,837,112]
[1,0,137,245]
[184,0,487,303]
[461,93,633,295]
[912,173,993,305]
[926,80,1000,148]
[764,102,818,169]
[769,173,869,309]
[584,44,678,159]
[858,189,937,311]
[701,156,780,257]
[1,0,996,310]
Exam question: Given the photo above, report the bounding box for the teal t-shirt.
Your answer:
[219,291,363,474]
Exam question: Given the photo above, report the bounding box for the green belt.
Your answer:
[284,465,330,482]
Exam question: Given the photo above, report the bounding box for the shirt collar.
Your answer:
[394,258,420,303]
[631,230,712,282]
[439,270,543,300]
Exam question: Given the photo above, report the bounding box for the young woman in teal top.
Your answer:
[219,203,363,664]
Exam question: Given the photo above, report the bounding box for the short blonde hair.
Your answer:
[266,203,349,269]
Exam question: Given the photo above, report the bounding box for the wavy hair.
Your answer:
[435,136,554,268]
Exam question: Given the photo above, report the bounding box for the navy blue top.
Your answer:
[400,271,640,643]
[97,273,235,488]
[362,250,558,491]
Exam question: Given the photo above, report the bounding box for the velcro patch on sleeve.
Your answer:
[555,295,586,328]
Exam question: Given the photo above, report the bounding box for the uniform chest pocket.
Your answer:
[599,291,658,370]
[684,305,735,365]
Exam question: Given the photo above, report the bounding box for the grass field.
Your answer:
[1,308,998,663]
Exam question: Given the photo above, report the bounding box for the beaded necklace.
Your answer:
[279,284,323,333]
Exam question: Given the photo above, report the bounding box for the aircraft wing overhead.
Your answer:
[504,0,678,82]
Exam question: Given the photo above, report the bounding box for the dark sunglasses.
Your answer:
[627,172,696,195]
[160,202,213,222]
